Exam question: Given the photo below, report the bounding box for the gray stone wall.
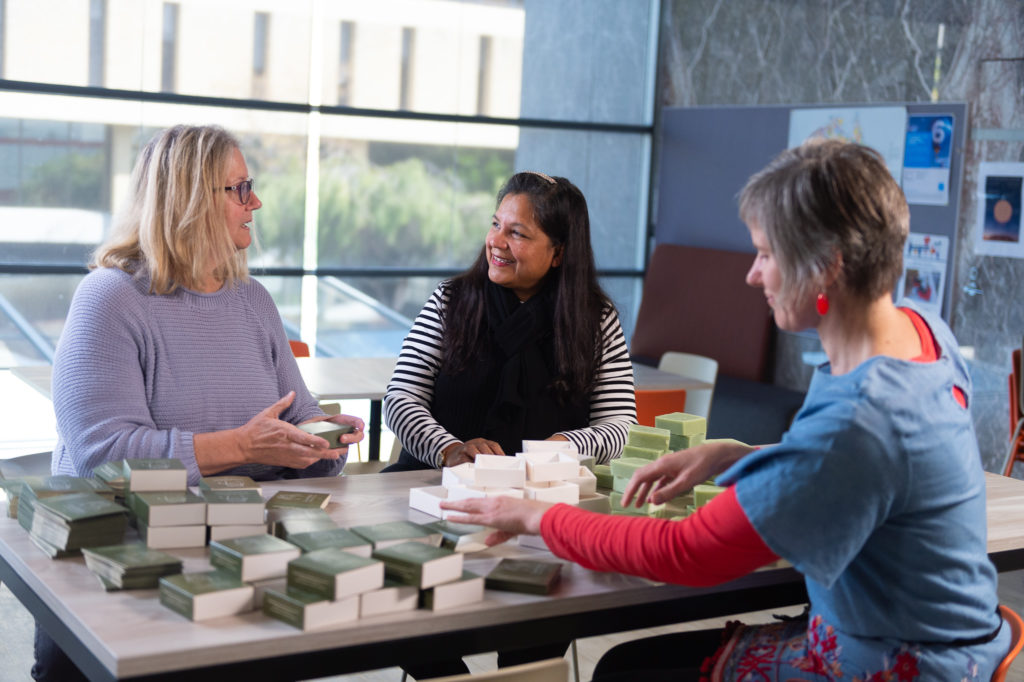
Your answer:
[659,0,1024,471]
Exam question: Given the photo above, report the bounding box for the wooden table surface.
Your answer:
[2,471,1023,681]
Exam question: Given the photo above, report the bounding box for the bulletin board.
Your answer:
[654,102,968,321]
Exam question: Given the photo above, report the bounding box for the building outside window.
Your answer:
[0,0,656,367]
[160,2,178,93]
[338,20,354,106]
[88,0,105,87]
[399,26,415,111]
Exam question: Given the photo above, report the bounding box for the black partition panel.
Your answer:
[656,102,967,320]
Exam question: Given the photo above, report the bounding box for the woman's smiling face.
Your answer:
[486,193,562,301]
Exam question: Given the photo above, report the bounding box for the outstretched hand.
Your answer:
[621,440,755,508]
[235,392,341,469]
[441,496,553,546]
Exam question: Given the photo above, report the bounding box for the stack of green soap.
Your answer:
[607,457,650,511]
[622,444,664,461]
[654,412,707,451]
[609,457,648,480]
[593,465,613,490]
[693,484,726,507]
[608,491,651,516]
[647,498,693,519]
[626,424,671,451]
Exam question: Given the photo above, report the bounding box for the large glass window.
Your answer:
[0,0,657,368]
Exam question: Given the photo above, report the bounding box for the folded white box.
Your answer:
[446,485,524,502]
[566,466,597,496]
[523,481,579,504]
[522,440,579,454]
[473,455,526,488]
[442,463,475,488]
[409,486,449,519]
[577,492,611,514]
[520,451,579,482]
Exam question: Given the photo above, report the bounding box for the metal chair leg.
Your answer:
[571,639,580,682]
[401,672,408,682]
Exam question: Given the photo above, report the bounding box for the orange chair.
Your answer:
[1003,349,1024,477]
[634,388,687,427]
[289,339,310,358]
[993,605,1024,682]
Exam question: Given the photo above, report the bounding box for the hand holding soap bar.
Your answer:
[298,422,354,449]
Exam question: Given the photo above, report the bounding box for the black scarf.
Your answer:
[431,281,590,455]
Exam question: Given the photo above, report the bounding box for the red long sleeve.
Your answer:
[540,486,779,587]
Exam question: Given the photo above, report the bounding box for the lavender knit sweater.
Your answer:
[51,267,342,484]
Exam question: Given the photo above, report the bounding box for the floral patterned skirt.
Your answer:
[707,614,989,682]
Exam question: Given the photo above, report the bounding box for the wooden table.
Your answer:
[12,361,711,463]
[1,471,1023,681]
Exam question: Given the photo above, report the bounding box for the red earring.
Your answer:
[816,292,829,316]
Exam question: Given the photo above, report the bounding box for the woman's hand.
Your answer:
[441,496,553,546]
[621,440,755,507]
[442,437,505,467]
[196,393,362,475]
[300,413,366,455]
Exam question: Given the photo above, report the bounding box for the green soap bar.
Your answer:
[654,412,707,437]
[608,457,649,480]
[673,491,695,508]
[612,476,630,493]
[609,491,651,515]
[693,484,726,507]
[648,498,691,519]
[626,424,671,450]
[297,422,353,449]
[593,465,613,490]
[622,444,664,461]
[669,432,705,451]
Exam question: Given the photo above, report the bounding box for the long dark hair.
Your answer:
[441,172,611,397]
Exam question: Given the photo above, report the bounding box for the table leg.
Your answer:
[369,399,382,461]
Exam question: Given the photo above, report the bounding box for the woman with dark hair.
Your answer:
[443,142,1009,680]
[383,170,635,471]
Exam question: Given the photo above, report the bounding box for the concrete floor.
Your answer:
[3,572,1024,682]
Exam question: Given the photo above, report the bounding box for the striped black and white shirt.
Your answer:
[384,282,636,468]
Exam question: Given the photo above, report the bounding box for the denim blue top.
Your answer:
[719,304,1007,678]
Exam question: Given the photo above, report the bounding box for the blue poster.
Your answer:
[902,114,953,205]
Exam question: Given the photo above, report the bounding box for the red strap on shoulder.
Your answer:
[901,307,967,408]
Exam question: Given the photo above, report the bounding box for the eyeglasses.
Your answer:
[223,178,255,205]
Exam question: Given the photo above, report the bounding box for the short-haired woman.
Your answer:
[444,142,1008,680]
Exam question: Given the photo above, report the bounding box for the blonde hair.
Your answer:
[92,125,248,293]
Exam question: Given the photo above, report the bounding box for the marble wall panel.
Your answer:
[659,0,1024,470]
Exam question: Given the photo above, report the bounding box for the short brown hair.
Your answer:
[739,139,909,307]
[93,125,247,293]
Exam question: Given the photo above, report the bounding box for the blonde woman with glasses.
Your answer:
[37,125,363,680]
